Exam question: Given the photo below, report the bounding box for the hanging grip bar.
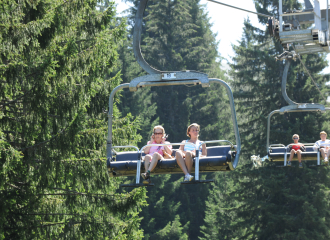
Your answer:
[133,0,161,74]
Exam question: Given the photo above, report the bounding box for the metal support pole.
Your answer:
[195,147,200,181]
[107,84,130,159]
[136,150,141,184]
[279,0,283,32]
[327,0,329,41]
[317,150,320,165]
[284,147,288,166]
[267,110,281,151]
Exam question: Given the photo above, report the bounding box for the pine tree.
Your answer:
[0,0,146,238]
[201,0,330,239]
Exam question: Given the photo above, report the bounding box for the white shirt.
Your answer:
[313,139,330,151]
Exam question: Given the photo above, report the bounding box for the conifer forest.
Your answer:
[2,0,330,239]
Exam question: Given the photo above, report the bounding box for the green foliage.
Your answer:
[202,0,330,239]
[203,163,330,239]
[153,215,189,240]
[0,0,146,238]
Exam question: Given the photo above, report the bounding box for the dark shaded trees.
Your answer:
[201,0,330,239]
[0,0,146,238]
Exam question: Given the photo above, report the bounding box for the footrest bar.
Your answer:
[181,179,214,185]
[120,183,155,187]
[309,164,327,168]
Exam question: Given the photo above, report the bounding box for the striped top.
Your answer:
[184,140,202,154]
[313,139,330,151]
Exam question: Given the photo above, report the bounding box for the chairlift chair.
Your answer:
[205,0,330,166]
[266,57,330,167]
[106,0,242,187]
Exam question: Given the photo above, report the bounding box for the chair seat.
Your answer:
[268,147,318,161]
[108,146,234,177]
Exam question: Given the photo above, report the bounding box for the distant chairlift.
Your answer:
[206,0,330,167]
[269,0,330,55]
[208,0,330,55]
[266,53,330,167]
[106,0,241,187]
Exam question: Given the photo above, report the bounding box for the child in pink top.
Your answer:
[146,140,172,159]
[141,126,172,183]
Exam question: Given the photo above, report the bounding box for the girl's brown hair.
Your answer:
[186,123,200,138]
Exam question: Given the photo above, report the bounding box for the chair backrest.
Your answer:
[305,146,314,152]
[114,145,233,161]
[269,146,315,154]
[206,146,232,156]
[115,151,144,161]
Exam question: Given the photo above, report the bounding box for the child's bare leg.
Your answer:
[289,149,295,161]
[176,150,188,175]
[297,150,302,163]
[148,152,162,172]
[185,151,194,174]
[320,149,326,159]
[144,155,151,173]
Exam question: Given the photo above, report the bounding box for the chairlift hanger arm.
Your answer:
[282,60,297,105]
[267,108,329,152]
[209,78,241,169]
[133,0,161,74]
[206,0,272,18]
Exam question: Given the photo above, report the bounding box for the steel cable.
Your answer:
[292,45,328,104]
[206,0,272,18]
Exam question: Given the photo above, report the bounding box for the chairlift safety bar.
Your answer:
[112,145,140,152]
[269,144,286,148]
[198,140,236,150]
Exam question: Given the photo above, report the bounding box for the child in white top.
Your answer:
[176,123,207,182]
[313,131,330,164]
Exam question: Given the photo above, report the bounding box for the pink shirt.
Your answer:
[147,141,172,156]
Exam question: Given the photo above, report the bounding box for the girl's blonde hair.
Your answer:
[292,134,299,139]
[186,123,200,138]
[153,125,165,137]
